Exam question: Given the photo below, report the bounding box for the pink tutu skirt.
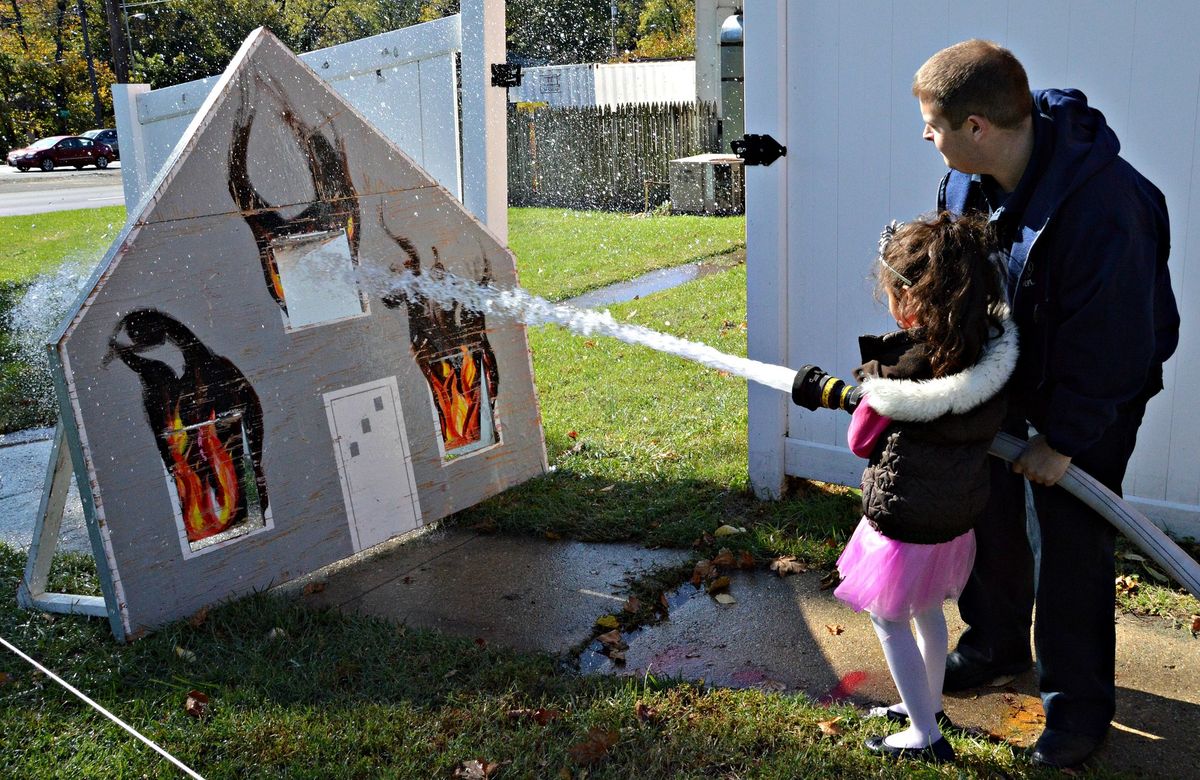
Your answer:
[834,516,976,622]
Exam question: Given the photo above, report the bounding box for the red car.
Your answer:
[12,135,114,172]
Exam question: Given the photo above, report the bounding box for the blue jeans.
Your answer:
[954,387,1153,737]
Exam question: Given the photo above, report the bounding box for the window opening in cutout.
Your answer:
[428,347,498,460]
[271,229,367,330]
[164,411,271,556]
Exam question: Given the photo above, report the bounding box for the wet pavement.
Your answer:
[0,427,89,554]
[4,421,1198,776]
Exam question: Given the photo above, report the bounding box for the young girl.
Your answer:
[835,212,1015,762]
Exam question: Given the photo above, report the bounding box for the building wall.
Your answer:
[745,1,1200,540]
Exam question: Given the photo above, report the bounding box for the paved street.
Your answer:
[0,163,124,216]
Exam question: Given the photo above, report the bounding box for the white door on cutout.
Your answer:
[324,377,421,552]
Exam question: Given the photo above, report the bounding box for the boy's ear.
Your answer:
[965,114,988,140]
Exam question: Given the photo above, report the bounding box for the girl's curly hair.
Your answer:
[876,211,1006,377]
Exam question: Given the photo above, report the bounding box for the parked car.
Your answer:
[80,128,119,160]
[12,135,114,172]
[6,145,30,166]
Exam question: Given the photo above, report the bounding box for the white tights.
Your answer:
[869,605,948,749]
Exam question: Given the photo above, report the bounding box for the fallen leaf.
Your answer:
[569,727,619,765]
[265,627,287,640]
[599,484,615,492]
[658,592,670,615]
[1115,574,1140,595]
[1191,615,1200,635]
[567,430,578,439]
[507,707,562,725]
[714,524,745,537]
[595,615,620,630]
[584,340,596,348]
[0,672,12,686]
[711,548,736,567]
[819,570,841,590]
[708,576,731,594]
[714,593,736,605]
[187,606,209,628]
[545,530,562,541]
[623,596,641,614]
[736,551,756,570]
[302,581,327,596]
[825,624,844,636]
[474,637,487,649]
[635,701,657,722]
[174,645,196,662]
[596,629,626,650]
[1120,552,1147,562]
[691,560,715,585]
[453,759,503,779]
[608,648,627,664]
[770,556,806,576]
[817,716,845,736]
[184,690,210,719]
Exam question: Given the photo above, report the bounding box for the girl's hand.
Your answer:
[1013,435,1072,486]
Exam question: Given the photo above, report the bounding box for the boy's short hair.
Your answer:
[913,39,1031,129]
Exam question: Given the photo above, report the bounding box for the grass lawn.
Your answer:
[507,207,745,301]
[0,205,1193,778]
[0,206,126,283]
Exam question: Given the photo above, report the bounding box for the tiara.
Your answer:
[877,220,913,286]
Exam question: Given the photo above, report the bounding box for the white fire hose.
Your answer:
[989,432,1200,600]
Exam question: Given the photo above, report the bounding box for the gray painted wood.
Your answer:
[54,29,546,639]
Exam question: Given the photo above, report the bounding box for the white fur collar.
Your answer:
[861,319,1018,422]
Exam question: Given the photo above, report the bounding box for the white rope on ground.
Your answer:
[989,432,1200,600]
[0,635,206,780]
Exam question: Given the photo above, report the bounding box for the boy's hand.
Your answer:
[1013,435,1072,486]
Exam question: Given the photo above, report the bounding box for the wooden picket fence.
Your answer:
[507,101,721,211]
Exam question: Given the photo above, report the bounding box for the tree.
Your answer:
[0,0,116,153]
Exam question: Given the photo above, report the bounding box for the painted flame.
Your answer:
[165,407,242,542]
[428,346,483,450]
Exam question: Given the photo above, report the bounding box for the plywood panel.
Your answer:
[55,29,546,639]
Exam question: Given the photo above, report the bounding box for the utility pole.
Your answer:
[102,0,130,82]
[77,0,104,124]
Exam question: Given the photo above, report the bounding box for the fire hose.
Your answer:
[792,366,1200,600]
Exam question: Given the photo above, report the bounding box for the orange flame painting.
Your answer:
[166,408,243,542]
[425,346,485,450]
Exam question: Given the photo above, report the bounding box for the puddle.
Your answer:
[563,259,736,309]
[576,582,703,674]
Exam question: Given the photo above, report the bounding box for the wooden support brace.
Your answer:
[17,424,108,618]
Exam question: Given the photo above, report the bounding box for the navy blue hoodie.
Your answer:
[939,88,1179,458]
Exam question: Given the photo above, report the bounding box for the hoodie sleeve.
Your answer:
[1039,185,1163,457]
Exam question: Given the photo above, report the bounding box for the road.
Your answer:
[0,163,125,217]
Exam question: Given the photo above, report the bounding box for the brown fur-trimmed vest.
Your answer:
[854,322,1017,544]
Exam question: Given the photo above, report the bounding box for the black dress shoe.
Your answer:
[1030,728,1103,769]
[865,735,956,763]
[870,706,957,732]
[943,650,1032,691]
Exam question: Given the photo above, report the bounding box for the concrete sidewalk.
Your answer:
[4,431,1197,776]
[292,528,1200,778]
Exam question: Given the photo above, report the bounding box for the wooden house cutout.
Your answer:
[20,28,546,641]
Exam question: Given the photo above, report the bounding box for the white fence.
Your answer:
[508,61,695,108]
[745,1,1200,541]
[114,15,466,221]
